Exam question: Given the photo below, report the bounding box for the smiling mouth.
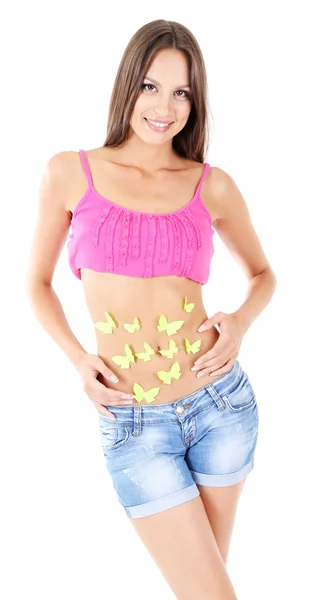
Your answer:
[144,118,174,131]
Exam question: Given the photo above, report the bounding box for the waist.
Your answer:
[97,325,221,405]
[83,270,218,405]
[100,359,242,421]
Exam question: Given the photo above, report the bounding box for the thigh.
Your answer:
[97,412,200,519]
[131,494,238,600]
[197,479,246,565]
[186,369,259,486]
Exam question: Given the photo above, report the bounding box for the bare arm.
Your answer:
[191,168,277,377]
[211,168,277,332]
[27,284,88,370]
[25,152,87,370]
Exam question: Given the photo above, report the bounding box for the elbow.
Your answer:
[25,275,51,301]
[264,266,277,293]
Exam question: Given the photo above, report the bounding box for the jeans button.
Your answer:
[176,405,185,415]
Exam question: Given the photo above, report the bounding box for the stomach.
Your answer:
[80,268,221,406]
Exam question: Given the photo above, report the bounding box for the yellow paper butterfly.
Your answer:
[111,344,135,369]
[133,383,161,404]
[157,315,184,336]
[183,296,195,313]
[157,361,181,385]
[94,311,117,334]
[135,342,155,362]
[184,337,202,355]
[158,339,178,359]
[123,317,141,333]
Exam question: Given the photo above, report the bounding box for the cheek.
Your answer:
[171,101,191,124]
[181,101,192,118]
[175,104,191,129]
[132,95,150,117]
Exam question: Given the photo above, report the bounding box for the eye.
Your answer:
[142,83,156,92]
[175,90,191,99]
[141,84,191,99]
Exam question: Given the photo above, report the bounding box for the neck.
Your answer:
[110,130,182,173]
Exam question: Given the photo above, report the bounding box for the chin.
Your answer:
[137,129,173,144]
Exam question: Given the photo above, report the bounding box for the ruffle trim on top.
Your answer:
[105,207,121,272]
[143,214,157,277]
[131,212,141,260]
[92,205,112,247]
[119,211,132,267]
[80,199,210,278]
[158,215,168,263]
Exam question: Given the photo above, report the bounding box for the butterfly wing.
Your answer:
[157,314,168,332]
[144,387,161,404]
[105,312,117,329]
[133,383,145,403]
[123,323,135,333]
[169,340,179,356]
[190,339,201,354]
[166,320,184,336]
[183,296,195,313]
[184,337,191,353]
[170,361,181,380]
[159,340,179,358]
[158,348,170,357]
[135,352,152,362]
[133,317,141,331]
[111,354,127,367]
[157,369,172,384]
[143,342,155,356]
[185,302,194,313]
[94,321,113,334]
[136,342,154,361]
[125,344,135,363]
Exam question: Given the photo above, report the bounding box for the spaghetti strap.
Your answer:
[79,149,93,188]
[195,162,211,196]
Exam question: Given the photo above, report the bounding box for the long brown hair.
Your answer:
[103,20,213,163]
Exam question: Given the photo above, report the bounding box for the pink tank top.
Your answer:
[67,149,215,284]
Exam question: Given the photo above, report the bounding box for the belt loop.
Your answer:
[205,384,226,411]
[133,405,142,437]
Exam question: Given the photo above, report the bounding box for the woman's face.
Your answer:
[129,48,193,145]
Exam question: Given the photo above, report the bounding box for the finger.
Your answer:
[194,337,231,366]
[94,359,120,384]
[194,351,232,377]
[195,362,223,377]
[86,381,135,407]
[192,345,227,370]
[209,358,235,377]
[106,388,135,402]
[102,369,120,383]
[94,403,116,420]
[92,378,134,401]
[197,312,224,332]
[93,395,134,419]
[198,358,235,378]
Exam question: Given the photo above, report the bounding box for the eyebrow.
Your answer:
[144,76,191,89]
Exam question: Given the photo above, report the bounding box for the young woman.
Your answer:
[26,19,276,600]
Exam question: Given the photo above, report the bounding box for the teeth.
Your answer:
[146,119,171,128]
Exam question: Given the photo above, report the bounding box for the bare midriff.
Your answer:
[81,269,221,406]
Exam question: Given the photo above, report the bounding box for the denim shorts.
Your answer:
[97,359,259,519]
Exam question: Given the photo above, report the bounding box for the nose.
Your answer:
[154,93,172,117]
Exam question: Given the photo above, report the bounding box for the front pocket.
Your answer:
[221,376,257,412]
[99,421,131,451]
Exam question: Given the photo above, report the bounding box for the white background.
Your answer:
[2,1,314,598]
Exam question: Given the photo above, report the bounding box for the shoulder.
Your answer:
[202,166,243,223]
[38,151,75,207]
[44,150,80,185]
[47,149,75,169]
[42,150,88,215]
